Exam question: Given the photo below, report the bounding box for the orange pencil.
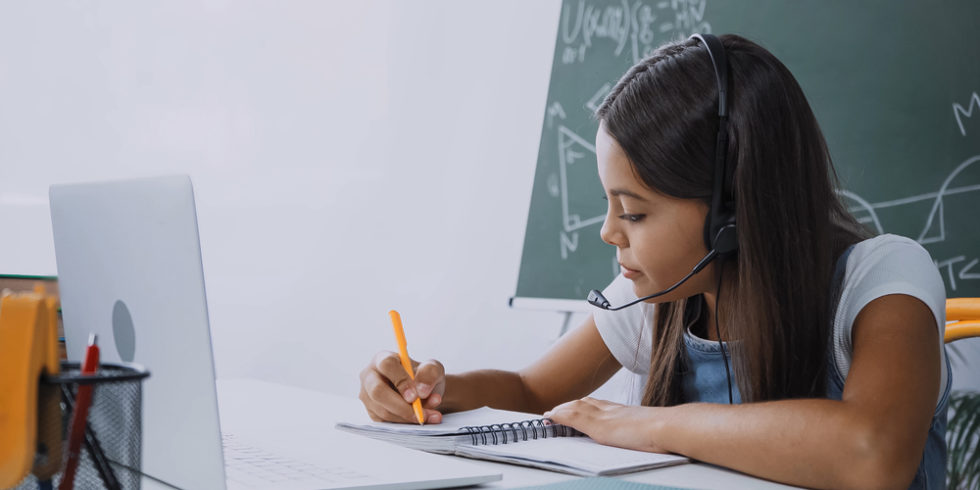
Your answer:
[389,310,425,425]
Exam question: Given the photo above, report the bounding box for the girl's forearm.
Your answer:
[653,399,926,489]
[441,370,536,414]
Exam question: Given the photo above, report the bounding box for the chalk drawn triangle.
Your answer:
[918,199,945,245]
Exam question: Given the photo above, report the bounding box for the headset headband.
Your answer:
[689,33,737,256]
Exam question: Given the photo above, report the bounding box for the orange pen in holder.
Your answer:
[389,310,425,425]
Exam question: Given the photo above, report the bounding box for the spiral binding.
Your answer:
[460,418,583,446]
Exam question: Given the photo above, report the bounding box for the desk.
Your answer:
[140,379,798,489]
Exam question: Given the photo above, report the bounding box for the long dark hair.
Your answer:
[596,34,869,405]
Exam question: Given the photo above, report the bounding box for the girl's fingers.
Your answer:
[373,351,420,403]
[423,409,443,424]
[360,352,448,424]
[414,360,446,399]
[423,392,442,409]
[362,369,423,422]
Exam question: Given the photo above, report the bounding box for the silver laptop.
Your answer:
[50,175,501,490]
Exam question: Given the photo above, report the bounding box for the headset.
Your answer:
[585,33,738,403]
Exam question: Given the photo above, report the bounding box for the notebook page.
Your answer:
[457,437,688,477]
[336,406,545,436]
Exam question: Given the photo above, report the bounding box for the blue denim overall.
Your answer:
[679,246,951,489]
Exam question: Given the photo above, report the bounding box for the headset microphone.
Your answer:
[586,250,717,310]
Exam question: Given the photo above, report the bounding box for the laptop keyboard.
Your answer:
[222,433,374,488]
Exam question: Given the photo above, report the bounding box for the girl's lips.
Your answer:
[620,263,642,279]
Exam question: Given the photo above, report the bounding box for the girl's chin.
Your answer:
[631,281,654,298]
[632,280,674,303]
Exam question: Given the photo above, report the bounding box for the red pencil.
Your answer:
[59,334,99,490]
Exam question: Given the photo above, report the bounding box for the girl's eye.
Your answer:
[619,214,645,223]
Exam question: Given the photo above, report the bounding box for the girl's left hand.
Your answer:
[544,397,670,454]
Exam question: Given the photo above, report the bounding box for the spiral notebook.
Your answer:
[335,407,689,477]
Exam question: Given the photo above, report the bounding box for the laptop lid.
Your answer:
[50,175,227,489]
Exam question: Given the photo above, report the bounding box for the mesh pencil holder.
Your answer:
[13,361,150,490]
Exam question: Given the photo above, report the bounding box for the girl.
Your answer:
[358,34,949,489]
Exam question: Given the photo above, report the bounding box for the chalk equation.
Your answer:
[559,0,710,65]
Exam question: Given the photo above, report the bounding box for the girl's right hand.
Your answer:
[358,351,446,424]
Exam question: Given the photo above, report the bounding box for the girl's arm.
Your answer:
[440,314,623,414]
[547,293,940,489]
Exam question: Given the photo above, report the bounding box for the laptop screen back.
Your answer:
[50,175,227,489]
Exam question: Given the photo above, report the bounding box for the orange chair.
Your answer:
[946,298,980,343]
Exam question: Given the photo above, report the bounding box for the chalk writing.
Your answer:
[953,91,979,137]
[844,155,980,244]
[560,230,579,260]
[935,256,980,292]
[559,0,710,65]
[557,125,605,233]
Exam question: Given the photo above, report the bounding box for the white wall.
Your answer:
[0,1,646,400]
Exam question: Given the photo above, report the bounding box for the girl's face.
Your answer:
[596,123,716,301]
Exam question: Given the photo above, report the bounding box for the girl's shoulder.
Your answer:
[839,232,946,328]
[833,233,948,406]
[848,233,934,262]
[842,233,945,303]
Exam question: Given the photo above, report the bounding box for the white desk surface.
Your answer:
[140,379,798,489]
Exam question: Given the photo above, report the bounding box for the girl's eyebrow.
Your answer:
[609,188,648,202]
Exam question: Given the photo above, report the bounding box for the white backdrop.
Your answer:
[0,0,638,400]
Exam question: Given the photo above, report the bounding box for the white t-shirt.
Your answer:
[593,234,949,407]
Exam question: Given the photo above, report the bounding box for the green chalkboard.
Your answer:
[513,0,980,310]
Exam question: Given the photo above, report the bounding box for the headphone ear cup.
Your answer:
[704,211,738,255]
[712,217,738,255]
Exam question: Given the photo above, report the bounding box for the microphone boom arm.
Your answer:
[587,249,718,311]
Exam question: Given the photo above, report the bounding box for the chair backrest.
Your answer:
[946,298,980,343]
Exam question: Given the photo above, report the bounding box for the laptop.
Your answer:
[50,175,502,489]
